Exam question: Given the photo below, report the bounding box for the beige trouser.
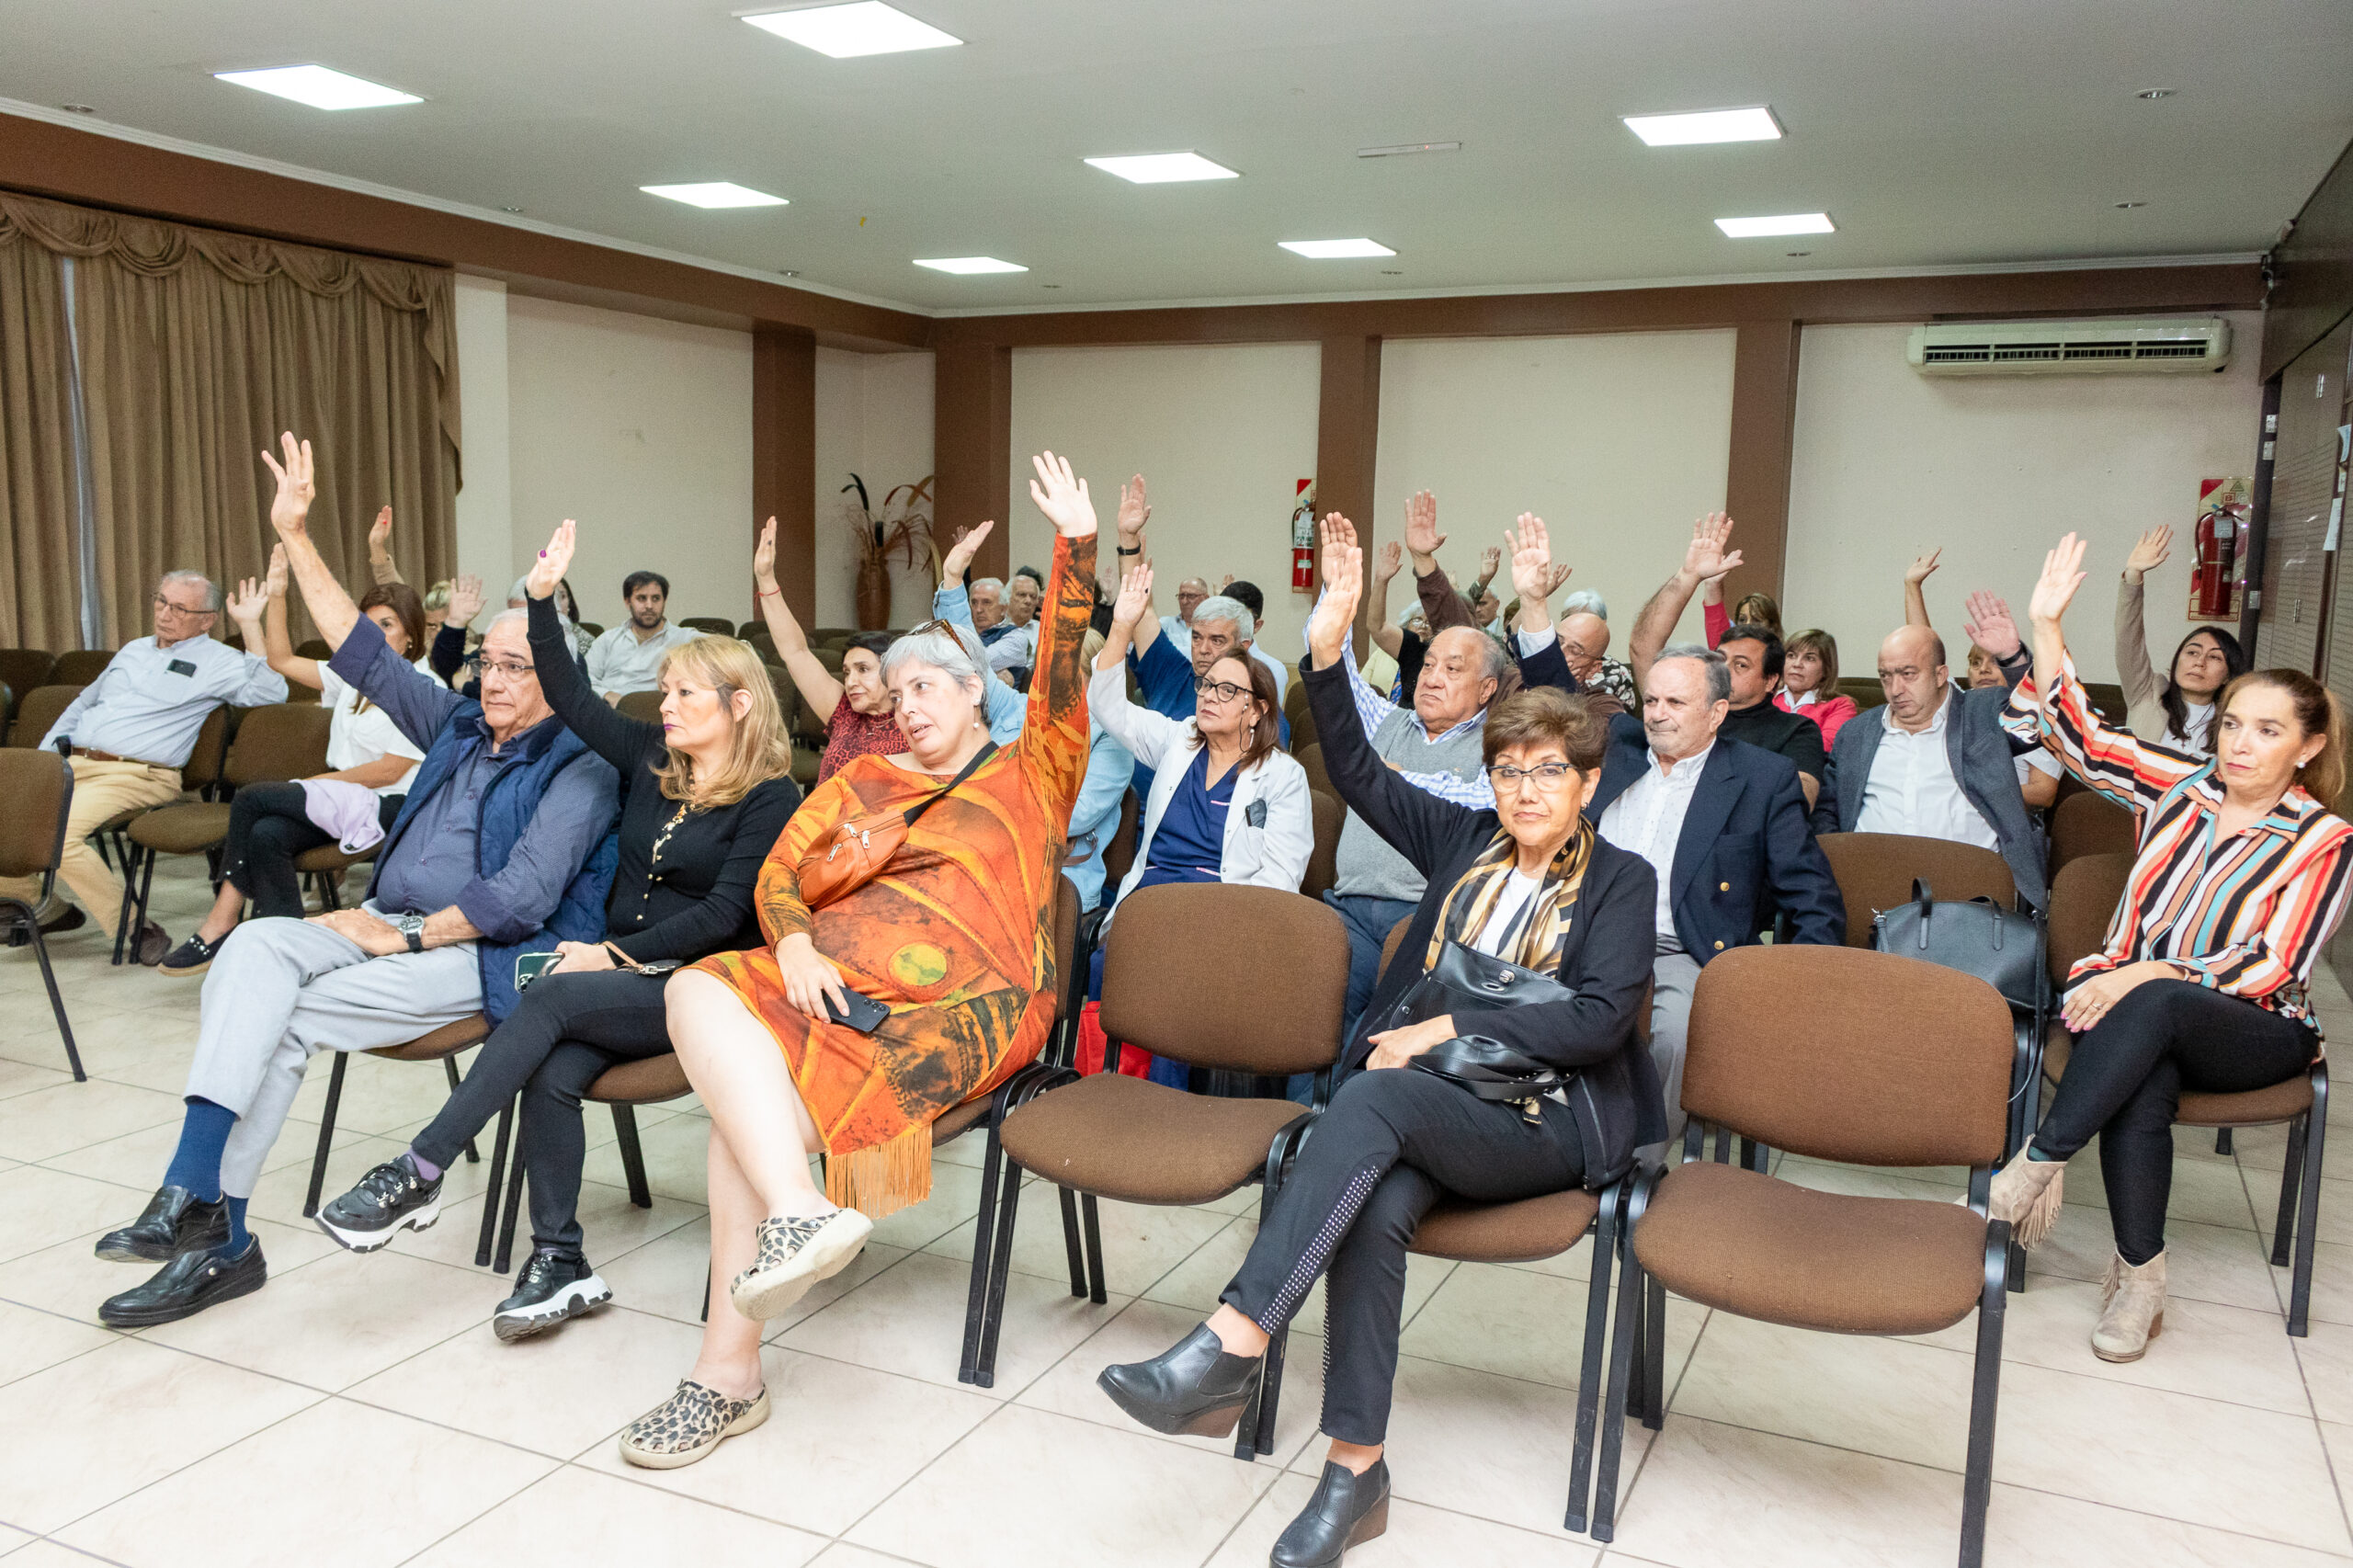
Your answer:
[0,757,182,925]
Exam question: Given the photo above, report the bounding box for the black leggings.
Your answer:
[412,968,675,1254]
[2035,978,2315,1265]
[1222,1069,1583,1444]
[222,782,401,919]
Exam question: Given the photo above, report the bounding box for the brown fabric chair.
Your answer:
[616,690,664,723]
[2035,851,2330,1334]
[1294,742,1331,799]
[51,649,115,686]
[967,883,1347,1428]
[1836,675,1888,712]
[1816,832,2017,949]
[302,1013,492,1218]
[1300,790,1342,898]
[6,683,83,748]
[0,650,55,722]
[735,619,763,639]
[1098,788,1142,893]
[2050,790,2135,872]
[679,617,736,636]
[0,750,85,1079]
[1601,946,2015,1562]
[1284,676,1317,754]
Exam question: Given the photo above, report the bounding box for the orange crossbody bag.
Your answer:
[796,743,997,909]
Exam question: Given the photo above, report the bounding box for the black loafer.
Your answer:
[98,1238,267,1327]
[156,931,225,977]
[1097,1322,1264,1438]
[1272,1460,1391,1568]
[95,1186,230,1264]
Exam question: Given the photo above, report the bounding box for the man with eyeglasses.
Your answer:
[93,436,620,1328]
[3,571,288,963]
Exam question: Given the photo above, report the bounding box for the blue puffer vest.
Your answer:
[369,710,619,1023]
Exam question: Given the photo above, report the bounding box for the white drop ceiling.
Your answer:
[3,0,2347,314]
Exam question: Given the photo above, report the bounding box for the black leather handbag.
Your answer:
[1870,878,2046,1015]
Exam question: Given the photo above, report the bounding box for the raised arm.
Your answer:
[249,550,322,690]
[1405,490,1479,635]
[1904,548,1941,630]
[2113,526,2171,714]
[1962,590,2031,689]
[525,520,660,773]
[1015,451,1099,817]
[1103,473,1149,597]
[366,506,404,586]
[1631,512,1738,684]
[260,432,359,650]
[1092,561,1186,768]
[752,516,845,719]
[1369,540,1405,658]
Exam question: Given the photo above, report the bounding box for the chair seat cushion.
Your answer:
[127,802,228,854]
[586,1052,693,1105]
[369,1014,491,1062]
[931,1095,992,1148]
[293,844,373,873]
[2043,1030,2313,1126]
[999,1073,1309,1205]
[1633,1160,1985,1336]
[1410,1188,1601,1263]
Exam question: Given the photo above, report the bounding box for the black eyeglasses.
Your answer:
[1487,761,1577,789]
[1192,676,1251,703]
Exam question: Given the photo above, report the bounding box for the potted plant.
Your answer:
[843,473,936,630]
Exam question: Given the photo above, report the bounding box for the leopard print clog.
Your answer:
[617,1379,770,1469]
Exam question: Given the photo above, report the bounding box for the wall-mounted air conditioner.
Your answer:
[1906,318,2231,376]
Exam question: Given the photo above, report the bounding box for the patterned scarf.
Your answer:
[1426,820,1597,974]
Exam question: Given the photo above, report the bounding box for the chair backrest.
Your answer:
[1100,883,1348,1074]
[51,649,116,686]
[579,621,604,638]
[1051,874,1081,1042]
[1376,914,1415,983]
[1285,679,1317,752]
[681,616,736,636]
[294,638,333,662]
[2051,790,2135,872]
[813,646,846,676]
[1817,831,2017,949]
[1301,789,1342,898]
[182,705,233,790]
[6,684,84,748]
[617,690,664,723]
[735,619,763,639]
[1100,787,1142,892]
[1295,742,1331,799]
[2046,851,2131,983]
[1684,945,2013,1168]
[222,703,335,789]
[1836,676,1888,712]
[745,631,779,665]
[2081,681,2129,726]
[0,650,55,717]
[0,749,71,879]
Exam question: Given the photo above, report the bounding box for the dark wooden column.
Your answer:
[935,338,1014,583]
[1722,319,1802,608]
[751,326,817,626]
[1314,334,1382,644]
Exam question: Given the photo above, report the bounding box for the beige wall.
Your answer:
[1786,316,2264,686]
[1008,342,1324,655]
[1372,331,1738,652]
[813,347,936,631]
[503,294,754,631]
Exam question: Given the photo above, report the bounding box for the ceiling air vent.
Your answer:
[1907,318,2230,376]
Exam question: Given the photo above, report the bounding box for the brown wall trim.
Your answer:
[935,341,1013,586]
[1723,321,1804,608]
[752,329,819,629]
[1312,334,1382,646]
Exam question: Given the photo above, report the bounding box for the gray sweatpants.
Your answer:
[1640,950,1704,1162]
[186,915,483,1197]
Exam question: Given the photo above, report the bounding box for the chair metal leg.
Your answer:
[2290,1066,2327,1337]
[972,1156,1028,1389]
[1961,1220,2011,1568]
[1080,1192,1108,1305]
[1565,1182,1620,1535]
[439,1055,480,1163]
[2006,1235,2027,1295]
[2274,1115,2307,1270]
[1739,1137,1768,1173]
[494,1147,528,1272]
[110,844,140,963]
[2214,1128,2234,1156]
[1591,1170,1659,1540]
[1643,1270,1665,1428]
[611,1104,651,1208]
[1057,1187,1086,1297]
[959,1125,1009,1384]
[304,1051,350,1218]
[13,904,85,1082]
[474,1098,517,1267]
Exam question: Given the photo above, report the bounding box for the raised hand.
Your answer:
[446,574,486,630]
[1375,540,1404,582]
[1905,548,1943,586]
[1682,512,1742,584]
[1317,511,1359,586]
[941,518,995,585]
[1028,450,1097,539]
[1475,544,1502,588]
[224,576,269,629]
[1307,522,1364,665]
[1403,490,1444,561]
[2029,535,2090,628]
[752,517,779,592]
[1544,562,1574,597]
[1116,475,1150,542]
[367,506,392,559]
[1506,514,1554,604]
[526,520,575,600]
[2122,525,2173,584]
[265,543,289,598]
[259,431,315,540]
[1111,559,1154,630]
[1962,590,2022,661]
[1219,574,1235,591]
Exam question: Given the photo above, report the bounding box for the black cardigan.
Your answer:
[1303,653,1667,1173]
[528,597,801,962]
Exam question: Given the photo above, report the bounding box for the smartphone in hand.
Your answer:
[823,987,891,1034]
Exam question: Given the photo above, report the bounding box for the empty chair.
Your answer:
[2050,789,2135,871]
[0,650,55,721]
[678,616,735,636]
[51,649,116,686]
[0,750,85,1078]
[615,689,664,723]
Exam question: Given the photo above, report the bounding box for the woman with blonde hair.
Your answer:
[316,519,801,1343]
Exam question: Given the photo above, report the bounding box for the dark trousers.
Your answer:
[222,782,400,919]
[2036,979,2315,1265]
[1325,892,1420,1036]
[412,968,676,1253]
[1222,1069,1582,1444]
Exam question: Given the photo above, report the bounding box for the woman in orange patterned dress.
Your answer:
[617,452,1099,1470]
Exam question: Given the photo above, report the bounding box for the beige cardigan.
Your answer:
[2113,578,2212,752]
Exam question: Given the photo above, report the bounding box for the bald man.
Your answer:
[1556,610,1639,710]
[1812,609,2050,907]
[1159,576,1212,648]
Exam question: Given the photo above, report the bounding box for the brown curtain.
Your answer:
[0,191,460,648]
[0,226,82,649]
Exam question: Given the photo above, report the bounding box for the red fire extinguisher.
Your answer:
[2193,483,2241,619]
[1290,479,1316,593]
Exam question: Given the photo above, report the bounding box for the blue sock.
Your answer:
[223,1196,250,1255]
[162,1098,236,1202]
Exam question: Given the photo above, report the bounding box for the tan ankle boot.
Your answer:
[2091,1252,2166,1362]
[1986,1147,2066,1247]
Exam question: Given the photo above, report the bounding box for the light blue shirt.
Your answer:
[44,632,288,766]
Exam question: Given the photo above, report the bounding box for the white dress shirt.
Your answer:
[1598,741,1714,954]
[1855,689,2000,850]
[585,621,704,698]
[317,666,427,796]
[42,632,288,765]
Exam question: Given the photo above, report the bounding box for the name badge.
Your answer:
[166,659,198,676]
[1245,798,1268,828]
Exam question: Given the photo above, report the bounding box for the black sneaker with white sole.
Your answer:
[493,1248,613,1341]
[316,1154,444,1251]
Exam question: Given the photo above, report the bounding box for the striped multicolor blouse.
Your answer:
[2004,655,2353,1031]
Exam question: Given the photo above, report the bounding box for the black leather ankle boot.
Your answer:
[1272,1459,1390,1567]
[1097,1323,1264,1438]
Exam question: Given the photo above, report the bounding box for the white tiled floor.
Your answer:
[2,857,2348,1567]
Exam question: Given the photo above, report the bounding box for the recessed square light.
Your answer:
[1279,238,1396,259]
[741,3,961,58]
[1083,153,1241,184]
[1623,107,1782,146]
[214,65,422,110]
[914,256,1028,274]
[1714,211,1835,237]
[641,182,790,209]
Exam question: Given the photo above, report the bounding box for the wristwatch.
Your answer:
[395,913,427,953]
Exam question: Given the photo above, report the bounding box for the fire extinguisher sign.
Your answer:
[1290,478,1316,594]
[2189,476,2252,623]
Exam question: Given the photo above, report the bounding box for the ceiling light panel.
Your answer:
[1084,153,1240,184]
[214,65,422,110]
[1279,238,1396,258]
[1622,107,1781,146]
[741,3,961,58]
[1714,212,1835,237]
[642,183,789,208]
[915,256,1027,274]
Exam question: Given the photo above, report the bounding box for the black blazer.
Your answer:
[1303,656,1666,1180]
